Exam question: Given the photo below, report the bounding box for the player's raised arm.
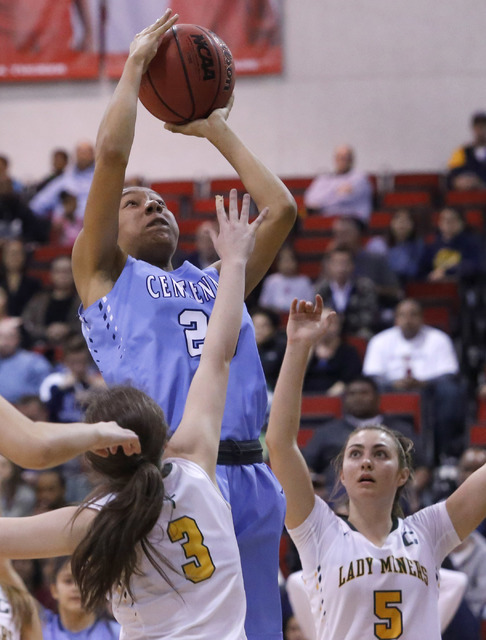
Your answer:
[72,10,178,309]
[164,191,267,479]
[0,395,140,470]
[165,98,297,297]
[446,460,486,540]
[265,298,337,529]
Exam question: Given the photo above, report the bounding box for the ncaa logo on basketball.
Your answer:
[190,34,215,81]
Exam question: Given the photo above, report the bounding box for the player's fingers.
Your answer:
[314,294,324,314]
[228,189,239,222]
[250,206,269,233]
[289,298,298,314]
[297,299,307,313]
[214,194,227,226]
[239,193,251,225]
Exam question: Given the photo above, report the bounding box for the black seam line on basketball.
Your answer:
[145,68,187,123]
[201,26,223,118]
[173,24,196,121]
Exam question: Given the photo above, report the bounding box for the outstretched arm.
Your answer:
[446,464,486,540]
[165,99,297,297]
[72,10,178,309]
[0,395,140,470]
[164,191,267,479]
[265,298,337,529]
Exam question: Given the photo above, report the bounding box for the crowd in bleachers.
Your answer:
[1,109,486,638]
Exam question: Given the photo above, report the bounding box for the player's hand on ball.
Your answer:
[164,95,235,138]
[129,9,179,73]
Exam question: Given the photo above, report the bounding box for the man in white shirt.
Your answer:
[363,298,466,463]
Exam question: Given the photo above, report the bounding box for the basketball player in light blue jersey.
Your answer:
[72,11,297,640]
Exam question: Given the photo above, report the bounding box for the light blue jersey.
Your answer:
[80,257,267,440]
[79,256,285,640]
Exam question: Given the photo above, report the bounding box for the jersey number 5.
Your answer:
[168,516,216,583]
[374,590,403,639]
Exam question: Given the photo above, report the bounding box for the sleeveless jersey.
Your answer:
[0,585,20,640]
[79,257,267,440]
[288,498,460,640]
[95,458,247,640]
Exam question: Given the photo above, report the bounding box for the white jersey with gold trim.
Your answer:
[288,498,460,640]
[100,458,246,640]
[0,585,20,640]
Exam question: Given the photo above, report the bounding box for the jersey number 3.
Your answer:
[374,590,403,639]
[168,516,216,583]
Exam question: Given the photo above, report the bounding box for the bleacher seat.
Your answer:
[382,191,432,209]
[445,190,486,208]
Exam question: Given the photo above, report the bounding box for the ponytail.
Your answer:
[70,386,173,611]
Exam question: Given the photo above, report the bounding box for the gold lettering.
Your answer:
[394,557,407,574]
[338,566,346,587]
[366,557,374,574]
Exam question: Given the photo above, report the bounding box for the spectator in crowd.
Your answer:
[49,191,83,247]
[0,155,23,194]
[0,172,48,243]
[42,556,120,640]
[259,245,314,312]
[366,208,426,284]
[0,287,7,321]
[186,220,219,269]
[22,255,81,351]
[0,238,42,317]
[0,317,52,402]
[419,207,483,283]
[363,298,466,462]
[38,334,103,502]
[0,455,36,518]
[329,216,403,323]
[251,306,287,392]
[11,557,56,613]
[303,313,362,395]
[33,468,67,515]
[33,148,70,195]
[447,111,486,190]
[29,141,95,224]
[302,375,429,504]
[304,145,373,223]
[39,333,105,424]
[314,247,378,338]
[13,393,49,422]
[447,447,486,624]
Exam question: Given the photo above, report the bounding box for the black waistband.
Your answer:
[217,439,263,465]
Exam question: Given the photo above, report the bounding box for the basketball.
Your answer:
[139,24,235,125]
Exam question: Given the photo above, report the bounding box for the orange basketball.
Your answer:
[139,24,235,124]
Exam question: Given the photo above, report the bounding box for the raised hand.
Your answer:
[129,9,179,74]
[286,295,337,347]
[89,422,141,458]
[211,189,268,264]
[164,95,235,138]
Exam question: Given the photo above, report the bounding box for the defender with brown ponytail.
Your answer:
[0,187,266,640]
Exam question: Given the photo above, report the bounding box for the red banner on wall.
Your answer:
[0,0,282,82]
[0,0,100,82]
[103,0,283,78]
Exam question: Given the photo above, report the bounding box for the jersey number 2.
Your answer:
[374,590,403,639]
[179,310,209,357]
[168,516,216,583]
